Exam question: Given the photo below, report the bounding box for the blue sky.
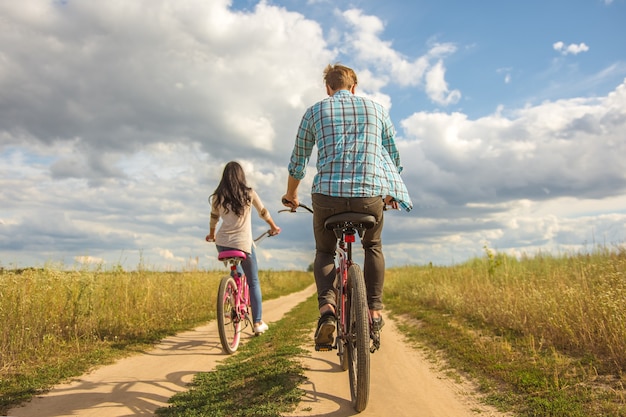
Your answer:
[1,0,625,271]
[264,0,626,118]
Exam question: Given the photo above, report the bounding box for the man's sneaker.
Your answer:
[371,316,385,333]
[254,322,269,335]
[314,312,336,348]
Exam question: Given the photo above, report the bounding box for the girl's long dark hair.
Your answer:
[210,161,251,217]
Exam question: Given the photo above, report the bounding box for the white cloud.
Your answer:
[553,41,590,55]
[401,78,626,202]
[0,0,333,166]
[392,78,626,262]
[159,249,183,262]
[0,1,624,270]
[338,8,460,104]
[75,255,105,265]
[425,60,462,105]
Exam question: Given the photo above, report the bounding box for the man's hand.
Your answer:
[283,176,301,211]
[384,196,399,210]
[281,195,299,212]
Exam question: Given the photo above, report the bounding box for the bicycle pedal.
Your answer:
[315,344,333,352]
[370,335,381,353]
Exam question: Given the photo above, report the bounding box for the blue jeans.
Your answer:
[216,244,263,324]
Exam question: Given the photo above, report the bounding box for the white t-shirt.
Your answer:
[209,189,270,253]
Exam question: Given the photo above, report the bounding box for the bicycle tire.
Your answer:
[217,276,241,354]
[346,264,370,412]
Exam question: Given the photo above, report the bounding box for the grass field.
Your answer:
[0,266,313,413]
[384,245,626,416]
[2,245,625,416]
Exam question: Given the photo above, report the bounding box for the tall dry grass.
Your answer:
[384,246,626,373]
[0,265,313,410]
[1,268,219,370]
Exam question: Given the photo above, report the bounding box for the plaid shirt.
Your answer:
[288,90,413,211]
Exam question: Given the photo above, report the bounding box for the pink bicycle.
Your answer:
[211,231,272,354]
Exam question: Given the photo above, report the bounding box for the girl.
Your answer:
[206,161,281,335]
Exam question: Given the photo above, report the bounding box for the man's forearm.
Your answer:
[286,175,301,200]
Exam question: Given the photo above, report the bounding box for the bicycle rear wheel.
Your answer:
[346,264,370,412]
[217,276,241,354]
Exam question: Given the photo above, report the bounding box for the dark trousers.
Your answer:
[311,193,385,311]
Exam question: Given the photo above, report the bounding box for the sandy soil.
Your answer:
[8,284,510,417]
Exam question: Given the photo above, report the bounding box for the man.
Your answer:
[282,63,412,348]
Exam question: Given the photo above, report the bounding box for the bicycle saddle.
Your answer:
[218,250,247,261]
[324,212,376,230]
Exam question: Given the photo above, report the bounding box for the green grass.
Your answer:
[155,293,318,417]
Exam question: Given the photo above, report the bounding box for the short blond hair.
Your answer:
[323,64,358,90]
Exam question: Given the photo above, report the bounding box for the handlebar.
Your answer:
[206,230,276,243]
[281,197,397,212]
[253,230,275,243]
[279,198,313,214]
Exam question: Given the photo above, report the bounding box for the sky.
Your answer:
[1,0,625,271]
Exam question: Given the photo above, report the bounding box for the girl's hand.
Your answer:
[205,234,215,242]
[269,226,281,236]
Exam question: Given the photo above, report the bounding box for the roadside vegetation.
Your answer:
[150,246,626,417]
[0,265,312,414]
[156,293,318,417]
[2,245,625,416]
[384,245,626,417]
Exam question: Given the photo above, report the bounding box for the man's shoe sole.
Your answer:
[315,322,335,345]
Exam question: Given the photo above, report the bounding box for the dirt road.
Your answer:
[9,284,509,417]
[285,318,510,417]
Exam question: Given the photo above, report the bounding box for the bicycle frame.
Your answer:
[326,216,378,350]
[334,227,355,350]
[221,254,250,324]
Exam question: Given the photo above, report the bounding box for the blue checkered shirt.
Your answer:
[288,90,413,211]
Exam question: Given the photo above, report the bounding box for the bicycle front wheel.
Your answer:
[346,264,370,412]
[217,276,241,354]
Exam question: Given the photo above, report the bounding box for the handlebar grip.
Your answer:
[280,198,313,213]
